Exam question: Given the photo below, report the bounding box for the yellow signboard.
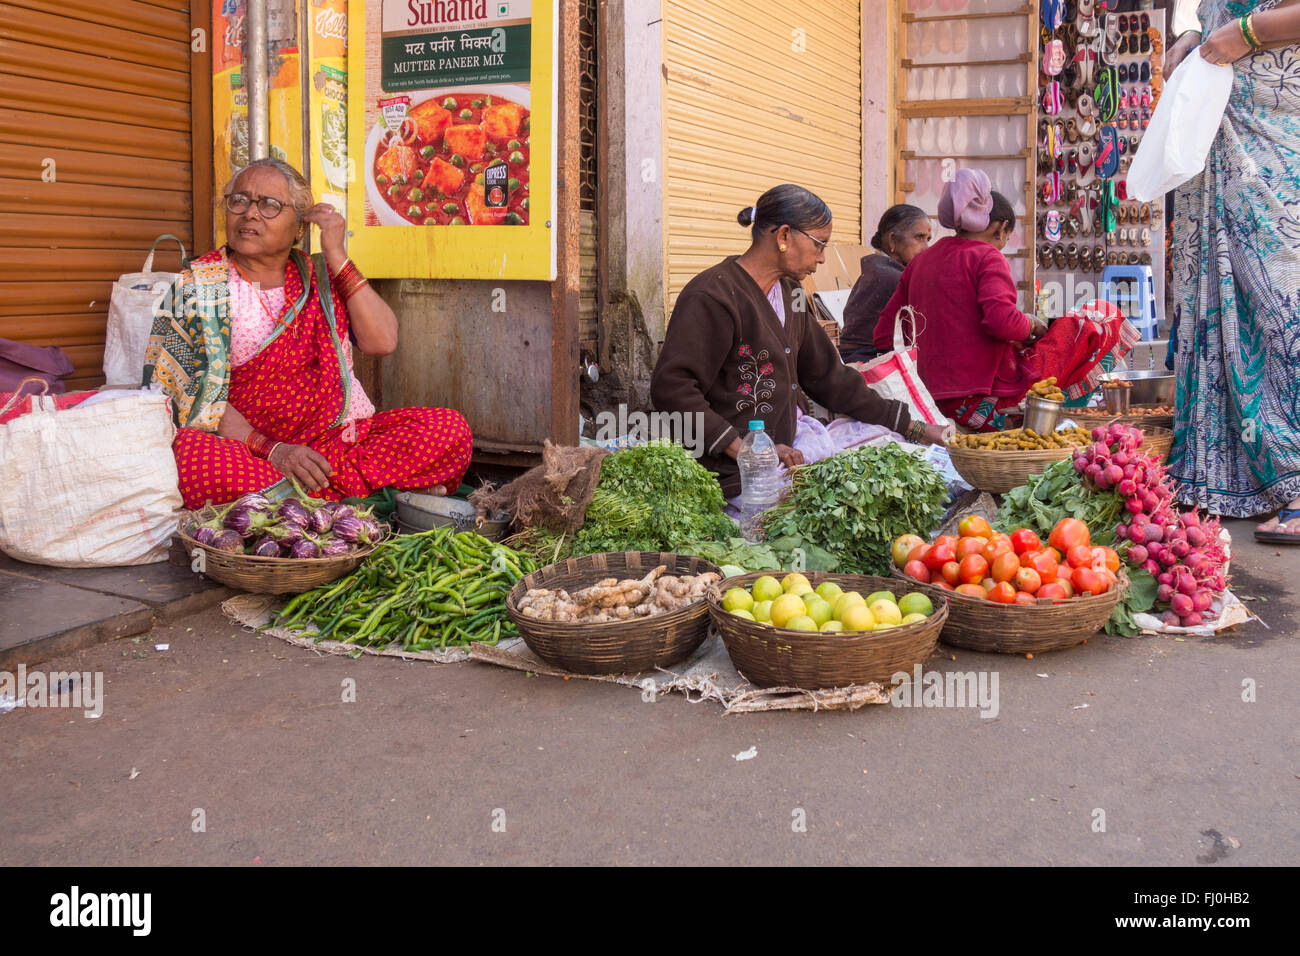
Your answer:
[306,0,350,215]
[346,0,556,279]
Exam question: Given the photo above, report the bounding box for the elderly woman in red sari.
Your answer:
[144,158,472,508]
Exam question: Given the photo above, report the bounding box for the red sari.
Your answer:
[165,250,471,508]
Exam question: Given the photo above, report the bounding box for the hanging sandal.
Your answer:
[1080,246,1093,271]
[1093,245,1105,272]
[1138,251,1152,265]
[1039,244,1055,270]
[1140,203,1151,223]
[1066,244,1080,269]
[1141,227,1151,246]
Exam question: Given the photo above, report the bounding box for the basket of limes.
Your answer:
[705,571,948,689]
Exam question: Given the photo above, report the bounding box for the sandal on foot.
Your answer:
[1255,508,1300,545]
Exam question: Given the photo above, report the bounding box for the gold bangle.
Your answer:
[1240,14,1262,50]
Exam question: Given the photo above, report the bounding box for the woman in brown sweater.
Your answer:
[651,184,951,497]
[839,204,932,364]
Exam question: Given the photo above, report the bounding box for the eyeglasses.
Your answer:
[793,227,829,253]
[224,192,288,219]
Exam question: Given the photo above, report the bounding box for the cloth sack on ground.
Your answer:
[0,340,73,396]
[1128,51,1234,201]
[852,305,950,427]
[103,234,188,386]
[0,390,181,566]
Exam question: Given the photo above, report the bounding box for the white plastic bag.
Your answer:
[0,390,181,566]
[103,235,187,386]
[1127,50,1234,201]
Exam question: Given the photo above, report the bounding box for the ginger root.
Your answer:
[518,567,718,623]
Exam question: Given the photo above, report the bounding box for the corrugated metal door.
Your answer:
[0,0,194,390]
[662,0,863,315]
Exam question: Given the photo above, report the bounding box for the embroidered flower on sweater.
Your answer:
[735,344,775,416]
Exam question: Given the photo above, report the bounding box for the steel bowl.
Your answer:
[394,492,510,540]
[1023,395,1064,434]
[1108,369,1175,405]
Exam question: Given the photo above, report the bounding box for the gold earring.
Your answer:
[779,244,787,252]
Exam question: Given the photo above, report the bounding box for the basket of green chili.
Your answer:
[272,526,539,652]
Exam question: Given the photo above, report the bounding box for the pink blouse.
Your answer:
[228,266,376,423]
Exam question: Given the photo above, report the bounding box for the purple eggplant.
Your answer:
[193,526,217,545]
[309,507,334,535]
[289,538,320,559]
[250,535,282,558]
[355,518,383,546]
[222,505,271,539]
[331,514,363,543]
[210,529,244,552]
[276,497,311,529]
[317,537,351,557]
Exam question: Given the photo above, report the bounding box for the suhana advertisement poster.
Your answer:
[346,0,556,279]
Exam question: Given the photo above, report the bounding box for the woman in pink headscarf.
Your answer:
[874,169,1134,431]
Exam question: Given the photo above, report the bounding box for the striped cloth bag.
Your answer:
[853,306,947,427]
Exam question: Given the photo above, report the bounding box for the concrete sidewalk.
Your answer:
[0,551,230,669]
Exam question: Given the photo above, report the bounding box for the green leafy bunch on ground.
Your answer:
[760,445,948,575]
[569,440,736,555]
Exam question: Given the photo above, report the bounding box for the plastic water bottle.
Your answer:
[738,420,782,543]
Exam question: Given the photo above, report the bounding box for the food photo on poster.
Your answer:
[363,1,533,228]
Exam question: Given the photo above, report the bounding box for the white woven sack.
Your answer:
[0,391,181,566]
[103,235,186,386]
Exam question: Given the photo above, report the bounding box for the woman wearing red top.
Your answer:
[875,169,1135,431]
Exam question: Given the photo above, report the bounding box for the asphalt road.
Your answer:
[2,519,1295,866]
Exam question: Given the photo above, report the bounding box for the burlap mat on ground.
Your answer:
[223,593,890,714]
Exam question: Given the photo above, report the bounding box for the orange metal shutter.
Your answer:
[661,0,864,318]
[0,0,194,390]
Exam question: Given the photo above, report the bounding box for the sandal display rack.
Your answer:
[894,0,1041,308]
[1034,1,1166,320]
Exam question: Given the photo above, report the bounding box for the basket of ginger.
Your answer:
[946,426,1094,494]
[505,552,721,674]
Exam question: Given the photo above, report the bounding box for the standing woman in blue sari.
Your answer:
[1166,0,1300,544]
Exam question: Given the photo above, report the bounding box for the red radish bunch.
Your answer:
[1073,423,1228,628]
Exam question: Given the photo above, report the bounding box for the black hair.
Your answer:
[989,191,1017,232]
[870,204,929,252]
[737,184,832,241]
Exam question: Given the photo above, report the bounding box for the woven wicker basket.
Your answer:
[1071,404,1174,430]
[889,566,1126,654]
[1139,426,1173,460]
[707,571,947,689]
[176,516,374,595]
[505,551,721,675]
[946,443,1076,494]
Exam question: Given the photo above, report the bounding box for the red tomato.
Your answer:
[933,535,958,552]
[980,577,997,592]
[958,554,989,584]
[1058,578,1076,599]
[925,542,956,570]
[1013,590,1037,606]
[958,515,993,539]
[1024,549,1059,584]
[955,583,989,600]
[1014,566,1042,594]
[987,581,1017,604]
[935,580,955,591]
[907,543,931,566]
[1071,566,1105,596]
[1037,582,1069,602]
[904,560,931,583]
[956,536,985,560]
[1049,517,1091,553]
[1009,528,1042,555]
[1096,546,1121,573]
[991,551,1021,583]
[981,538,1014,566]
[940,561,962,586]
[1066,544,1095,569]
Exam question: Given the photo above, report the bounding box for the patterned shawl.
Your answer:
[142,247,315,431]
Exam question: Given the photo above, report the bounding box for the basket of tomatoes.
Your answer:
[889,515,1127,654]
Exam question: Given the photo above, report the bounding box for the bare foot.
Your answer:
[1255,497,1300,535]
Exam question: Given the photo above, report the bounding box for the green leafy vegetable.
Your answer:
[567,441,735,555]
[994,457,1123,546]
[1104,566,1158,636]
[679,535,839,573]
[759,445,948,575]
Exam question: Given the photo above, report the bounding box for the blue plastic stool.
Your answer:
[1101,264,1159,340]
